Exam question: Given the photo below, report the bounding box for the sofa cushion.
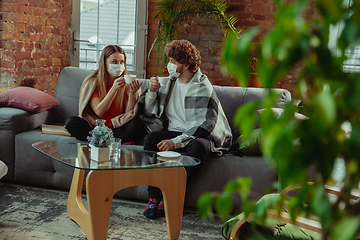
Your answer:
[258,108,309,120]
[234,128,262,155]
[214,86,291,140]
[0,87,60,113]
[53,66,93,123]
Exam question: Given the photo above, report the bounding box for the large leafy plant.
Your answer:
[148,0,241,74]
[198,0,360,239]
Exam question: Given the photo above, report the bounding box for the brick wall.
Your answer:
[1,0,314,94]
[146,0,280,86]
[0,0,72,96]
[147,0,315,92]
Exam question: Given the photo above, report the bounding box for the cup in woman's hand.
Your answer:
[158,77,170,86]
[124,75,137,84]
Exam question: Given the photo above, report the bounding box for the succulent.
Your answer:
[87,125,115,148]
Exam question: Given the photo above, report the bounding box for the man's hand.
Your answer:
[157,139,175,151]
[149,76,161,92]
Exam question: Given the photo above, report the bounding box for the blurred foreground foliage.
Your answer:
[198,0,360,239]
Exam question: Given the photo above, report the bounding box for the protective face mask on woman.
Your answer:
[167,62,183,78]
[108,64,125,77]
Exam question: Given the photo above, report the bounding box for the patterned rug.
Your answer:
[0,183,224,240]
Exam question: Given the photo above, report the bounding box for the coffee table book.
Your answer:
[41,124,71,136]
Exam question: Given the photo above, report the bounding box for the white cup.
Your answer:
[124,75,136,84]
[158,77,170,86]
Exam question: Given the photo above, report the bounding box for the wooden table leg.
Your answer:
[67,168,92,237]
[66,145,92,238]
[85,167,187,240]
[160,168,187,239]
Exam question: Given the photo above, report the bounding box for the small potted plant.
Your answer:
[87,122,114,162]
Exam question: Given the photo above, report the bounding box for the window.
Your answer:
[71,0,148,78]
[328,0,360,73]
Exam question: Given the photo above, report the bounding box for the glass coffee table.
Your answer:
[32,140,200,240]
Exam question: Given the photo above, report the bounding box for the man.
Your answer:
[141,39,232,218]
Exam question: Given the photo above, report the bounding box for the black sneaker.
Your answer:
[143,198,160,219]
[156,199,165,217]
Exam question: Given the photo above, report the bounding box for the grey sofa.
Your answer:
[0,66,291,210]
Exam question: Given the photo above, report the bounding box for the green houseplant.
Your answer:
[148,0,243,74]
[198,0,360,239]
[88,123,115,162]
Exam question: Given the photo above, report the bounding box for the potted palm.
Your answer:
[148,0,245,75]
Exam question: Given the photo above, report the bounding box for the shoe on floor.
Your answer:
[143,198,160,219]
[157,199,165,218]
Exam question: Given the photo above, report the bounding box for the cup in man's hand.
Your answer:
[158,77,170,86]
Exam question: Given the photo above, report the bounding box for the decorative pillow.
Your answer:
[0,87,60,113]
[258,108,309,120]
[234,128,262,155]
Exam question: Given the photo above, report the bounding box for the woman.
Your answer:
[65,45,146,144]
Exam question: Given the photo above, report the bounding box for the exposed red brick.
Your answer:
[1,12,17,22]
[17,0,30,6]
[18,32,30,41]
[1,0,18,3]
[0,41,16,50]
[0,60,16,68]
[29,33,46,42]
[43,26,52,34]
[253,14,266,21]
[33,7,42,16]
[22,60,36,69]
[254,0,273,4]
[2,4,17,13]
[24,25,33,34]
[29,0,47,8]
[32,51,49,59]
[62,59,71,66]
[0,22,16,31]
[35,42,42,50]
[248,5,272,14]
[45,59,53,67]
[16,51,32,60]
[23,42,34,51]
[34,59,46,68]
[2,50,16,61]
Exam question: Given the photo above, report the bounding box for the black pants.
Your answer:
[65,116,147,144]
[143,130,211,199]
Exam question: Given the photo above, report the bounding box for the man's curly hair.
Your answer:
[165,39,201,73]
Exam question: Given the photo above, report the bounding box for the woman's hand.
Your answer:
[149,77,161,92]
[111,77,126,92]
[157,139,175,151]
[128,80,143,94]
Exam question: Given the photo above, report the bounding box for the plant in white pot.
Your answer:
[87,123,114,162]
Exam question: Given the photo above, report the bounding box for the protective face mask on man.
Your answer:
[108,64,125,77]
[167,62,184,78]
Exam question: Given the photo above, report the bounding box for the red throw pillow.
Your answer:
[0,87,60,113]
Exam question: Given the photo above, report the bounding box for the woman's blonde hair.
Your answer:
[88,45,130,111]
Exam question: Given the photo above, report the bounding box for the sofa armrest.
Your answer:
[0,107,52,181]
[0,107,52,134]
